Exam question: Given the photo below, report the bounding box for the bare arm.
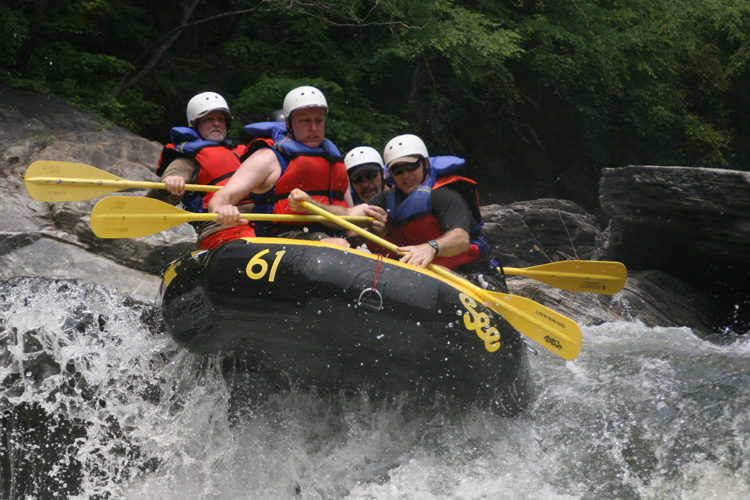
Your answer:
[397,227,470,268]
[207,148,280,224]
[288,189,388,228]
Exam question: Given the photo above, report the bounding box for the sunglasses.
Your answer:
[389,160,422,176]
[350,170,380,185]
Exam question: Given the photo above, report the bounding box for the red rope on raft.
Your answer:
[371,254,384,290]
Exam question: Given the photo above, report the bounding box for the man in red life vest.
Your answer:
[146,91,255,249]
[209,86,386,244]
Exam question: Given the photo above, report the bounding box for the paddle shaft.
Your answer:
[26,176,220,193]
[92,212,369,223]
[90,196,373,239]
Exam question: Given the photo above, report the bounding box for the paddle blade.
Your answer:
[504,260,628,294]
[90,196,192,238]
[483,291,582,360]
[25,161,125,201]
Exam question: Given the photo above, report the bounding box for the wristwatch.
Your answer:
[427,240,439,256]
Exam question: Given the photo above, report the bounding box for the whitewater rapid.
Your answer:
[1,277,748,499]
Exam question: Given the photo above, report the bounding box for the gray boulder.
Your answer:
[0,85,195,300]
[482,198,723,332]
[483,198,601,267]
[597,165,750,331]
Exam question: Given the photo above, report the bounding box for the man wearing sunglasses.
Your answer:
[345,146,391,204]
[364,134,494,272]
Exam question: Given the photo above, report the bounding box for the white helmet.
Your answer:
[345,146,385,173]
[383,134,429,168]
[283,86,328,118]
[186,92,231,127]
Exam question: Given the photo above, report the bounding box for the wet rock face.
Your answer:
[0,84,195,300]
[482,198,602,268]
[597,166,750,330]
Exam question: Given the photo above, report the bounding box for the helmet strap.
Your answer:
[286,117,296,142]
[421,158,430,182]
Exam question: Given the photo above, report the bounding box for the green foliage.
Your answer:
[104,88,167,132]
[0,5,28,70]
[1,0,749,208]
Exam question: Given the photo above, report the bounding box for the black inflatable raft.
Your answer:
[159,237,530,415]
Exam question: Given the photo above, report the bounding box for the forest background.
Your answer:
[3,0,749,212]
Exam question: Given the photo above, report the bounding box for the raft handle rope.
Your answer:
[357,254,384,312]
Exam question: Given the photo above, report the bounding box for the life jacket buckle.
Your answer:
[357,287,383,312]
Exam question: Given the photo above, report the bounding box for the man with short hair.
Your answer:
[209,86,386,245]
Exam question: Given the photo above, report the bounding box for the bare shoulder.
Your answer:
[241,147,280,172]
[234,146,281,192]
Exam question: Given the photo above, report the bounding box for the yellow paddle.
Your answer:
[24,160,221,202]
[502,261,627,294]
[299,200,582,360]
[90,197,374,239]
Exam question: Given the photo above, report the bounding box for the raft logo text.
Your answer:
[459,293,501,353]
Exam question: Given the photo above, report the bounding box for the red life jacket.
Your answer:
[267,136,349,223]
[157,127,250,210]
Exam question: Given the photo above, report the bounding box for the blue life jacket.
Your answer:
[385,156,496,267]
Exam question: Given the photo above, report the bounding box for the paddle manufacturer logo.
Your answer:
[459,293,501,352]
[580,281,606,291]
[544,335,563,350]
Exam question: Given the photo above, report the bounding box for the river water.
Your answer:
[1,276,748,499]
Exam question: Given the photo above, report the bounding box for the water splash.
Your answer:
[2,278,748,499]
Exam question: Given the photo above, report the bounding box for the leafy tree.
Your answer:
[1,0,748,209]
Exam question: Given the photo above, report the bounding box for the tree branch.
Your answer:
[110,0,202,98]
[110,0,423,98]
